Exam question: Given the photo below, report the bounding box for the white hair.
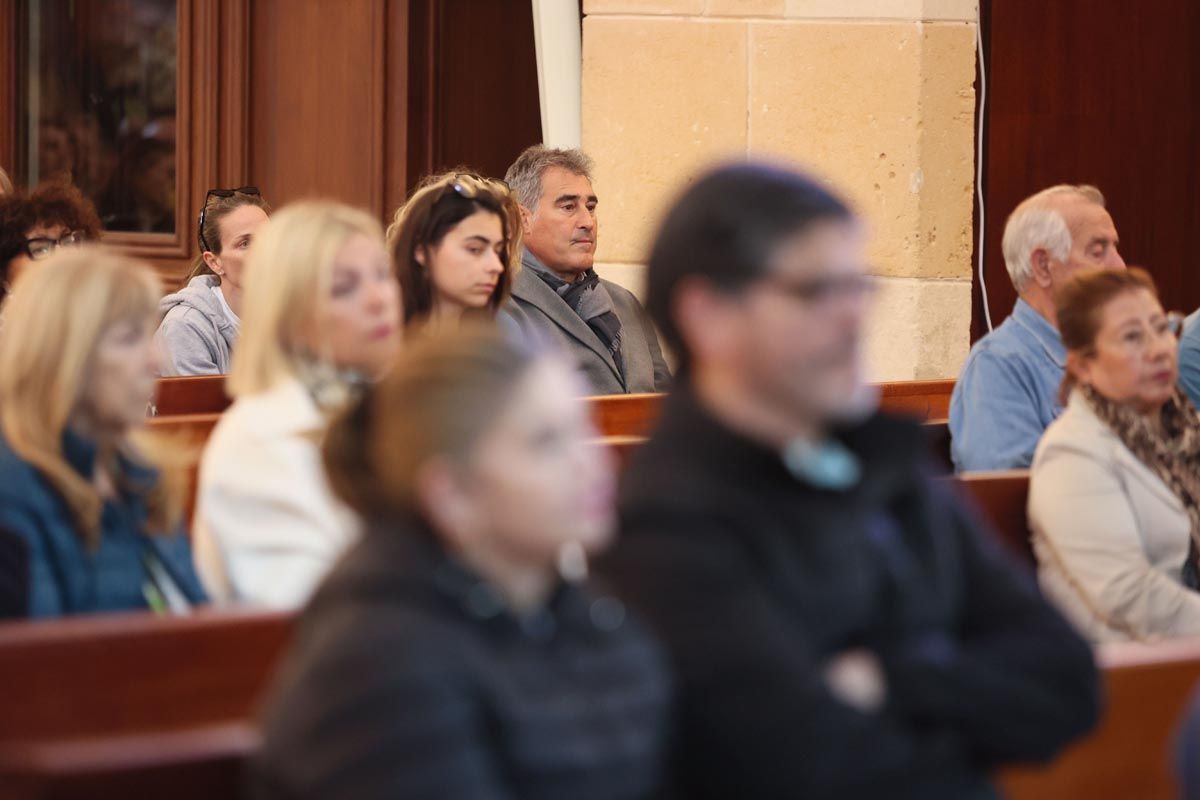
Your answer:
[1001,184,1106,292]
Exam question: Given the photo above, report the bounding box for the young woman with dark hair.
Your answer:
[386,171,521,332]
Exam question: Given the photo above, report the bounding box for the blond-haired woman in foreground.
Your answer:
[0,248,206,617]
[193,202,401,608]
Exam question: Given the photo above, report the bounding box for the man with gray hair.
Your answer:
[949,184,1124,472]
[500,144,671,394]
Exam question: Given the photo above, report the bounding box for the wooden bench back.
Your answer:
[956,470,1034,567]
[0,610,293,743]
[0,610,292,798]
[153,379,957,434]
[878,378,954,421]
[155,376,230,417]
[1000,638,1200,799]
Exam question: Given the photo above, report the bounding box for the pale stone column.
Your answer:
[581,0,978,380]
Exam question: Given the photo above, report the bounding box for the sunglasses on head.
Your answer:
[198,186,260,253]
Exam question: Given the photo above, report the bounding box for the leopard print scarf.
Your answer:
[1081,384,1200,587]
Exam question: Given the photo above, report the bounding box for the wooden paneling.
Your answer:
[0,0,19,174]
[248,0,389,216]
[406,0,543,188]
[3,0,545,283]
[976,0,1200,339]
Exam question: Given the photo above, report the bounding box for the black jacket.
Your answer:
[253,518,672,800]
[599,387,1100,800]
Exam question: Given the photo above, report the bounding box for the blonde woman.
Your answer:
[386,171,521,332]
[0,248,206,617]
[192,202,401,609]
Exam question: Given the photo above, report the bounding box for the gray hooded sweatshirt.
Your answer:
[156,274,238,376]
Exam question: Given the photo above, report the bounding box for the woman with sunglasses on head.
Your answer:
[192,201,401,609]
[1030,267,1200,641]
[0,179,100,301]
[386,172,521,333]
[254,325,670,799]
[0,247,206,617]
[156,186,271,376]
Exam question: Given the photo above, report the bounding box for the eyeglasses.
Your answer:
[440,177,510,203]
[760,272,878,307]
[1104,311,1185,355]
[23,230,86,260]
[198,186,260,253]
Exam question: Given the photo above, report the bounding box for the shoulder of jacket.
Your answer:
[209,383,323,448]
[1034,402,1115,463]
[159,304,219,332]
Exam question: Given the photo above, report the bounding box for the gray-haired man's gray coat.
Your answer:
[500,266,671,395]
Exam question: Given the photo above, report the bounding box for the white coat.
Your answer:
[192,378,360,609]
[1028,390,1200,641]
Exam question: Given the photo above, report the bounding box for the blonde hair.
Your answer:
[228,201,385,398]
[0,247,175,545]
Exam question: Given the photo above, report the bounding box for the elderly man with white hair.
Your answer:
[949,185,1125,472]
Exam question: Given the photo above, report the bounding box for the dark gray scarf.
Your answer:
[523,250,624,379]
[1081,384,1200,588]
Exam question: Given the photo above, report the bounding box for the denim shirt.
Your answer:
[949,299,1066,472]
[1178,312,1200,409]
[0,428,207,617]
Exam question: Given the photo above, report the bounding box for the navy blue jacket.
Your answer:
[601,387,1099,800]
[0,429,207,617]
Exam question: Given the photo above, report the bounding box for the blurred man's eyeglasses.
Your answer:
[23,230,85,260]
[198,186,260,253]
[761,272,878,307]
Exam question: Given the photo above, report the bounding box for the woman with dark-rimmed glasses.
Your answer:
[0,179,101,301]
[386,171,522,333]
[155,186,271,376]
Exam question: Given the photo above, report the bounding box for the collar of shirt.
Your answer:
[1009,298,1066,368]
[210,284,240,330]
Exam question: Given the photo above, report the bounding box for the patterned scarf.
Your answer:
[1081,384,1200,587]
[524,251,624,380]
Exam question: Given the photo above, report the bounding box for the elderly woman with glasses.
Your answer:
[0,180,100,300]
[1029,266,1200,642]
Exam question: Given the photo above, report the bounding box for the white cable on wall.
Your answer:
[975,18,993,332]
[531,0,582,148]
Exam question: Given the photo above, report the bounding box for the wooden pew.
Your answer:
[146,412,952,520]
[0,610,293,799]
[154,376,230,417]
[878,378,955,421]
[153,379,957,434]
[588,394,663,438]
[145,412,221,444]
[1000,637,1200,799]
[144,413,222,522]
[955,470,1034,567]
